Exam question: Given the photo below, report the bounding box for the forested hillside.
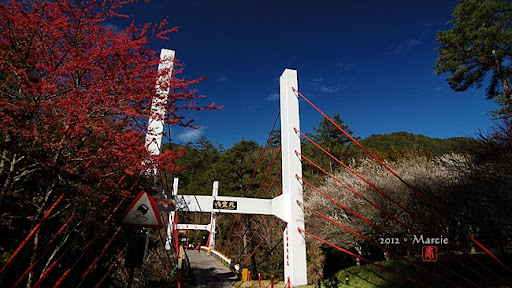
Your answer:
[357,131,478,159]
[166,130,476,197]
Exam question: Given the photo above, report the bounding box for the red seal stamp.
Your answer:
[422,246,438,262]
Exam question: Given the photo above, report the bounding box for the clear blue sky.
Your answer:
[121,0,499,149]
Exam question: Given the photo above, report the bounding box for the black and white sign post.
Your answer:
[121,191,163,287]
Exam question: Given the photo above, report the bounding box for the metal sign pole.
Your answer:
[124,228,148,288]
[126,267,135,288]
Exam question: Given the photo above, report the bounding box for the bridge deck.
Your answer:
[186,249,238,288]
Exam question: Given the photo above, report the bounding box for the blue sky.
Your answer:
[122,0,499,148]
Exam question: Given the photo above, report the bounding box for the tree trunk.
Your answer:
[26,229,40,288]
[492,49,512,101]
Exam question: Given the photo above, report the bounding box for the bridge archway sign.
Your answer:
[166,69,307,286]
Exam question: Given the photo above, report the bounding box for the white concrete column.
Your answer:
[145,49,175,178]
[279,69,307,286]
[166,178,179,250]
[208,181,219,249]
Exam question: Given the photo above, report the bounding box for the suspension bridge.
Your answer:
[2,48,512,288]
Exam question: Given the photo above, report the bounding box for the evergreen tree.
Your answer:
[170,136,221,195]
[435,0,512,116]
[213,140,261,196]
[268,130,281,147]
[306,114,359,173]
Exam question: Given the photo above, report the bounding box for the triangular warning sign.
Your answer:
[121,191,163,228]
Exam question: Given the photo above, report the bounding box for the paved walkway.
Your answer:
[186,249,238,288]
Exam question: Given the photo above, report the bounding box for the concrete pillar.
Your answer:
[208,181,219,249]
[279,69,307,286]
[145,49,175,178]
[166,178,179,250]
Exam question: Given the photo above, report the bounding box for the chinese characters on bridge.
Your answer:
[213,200,237,210]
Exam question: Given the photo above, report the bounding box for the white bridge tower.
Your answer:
[166,69,307,286]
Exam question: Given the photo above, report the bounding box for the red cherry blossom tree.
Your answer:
[0,0,218,286]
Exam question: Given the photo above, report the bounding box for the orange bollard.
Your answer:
[287,277,291,288]
[258,273,261,287]
[248,271,251,282]
[271,275,274,288]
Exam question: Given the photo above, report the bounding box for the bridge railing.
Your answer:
[182,250,190,270]
[201,247,241,277]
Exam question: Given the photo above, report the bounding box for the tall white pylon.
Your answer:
[207,181,218,249]
[166,178,179,250]
[279,69,307,286]
[144,48,175,250]
[145,49,175,179]
[164,68,308,286]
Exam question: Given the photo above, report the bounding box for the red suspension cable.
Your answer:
[228,219,246,258]
[299,201,460,288]
[294,87,511,277]
[300,228,432,288]
[294,88,419,192]
[298,142,493,283]
[298,138,498,282]
[242,110,280,199]
[242,218,280,267]
[22,197,110,288]
[0,193,64,276]
[229,149,282,258]
[464,232,512,274]
[234,215,269,263]
[93,245,127,288]
[296,128,491,279]
[296,129,424,224]
[298,175,393,237]
[38,197,126,288]
[76,226,123,288]
[299,177,484,287]
[253,146,282,198]
[13,202,88,287]
[222,214,240,252]
[234,184,282,264]
[223,110,280,251]
[157,219,177,268]
[297,151,418,235]
[298,141,500,284]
